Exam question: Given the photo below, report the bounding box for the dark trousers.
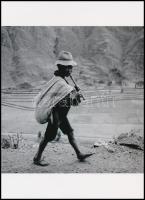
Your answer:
[44,105,74,140]
[34,104,81,161]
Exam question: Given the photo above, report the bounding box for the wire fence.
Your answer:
[2,92,143,111]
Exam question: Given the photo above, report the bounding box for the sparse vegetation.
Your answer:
[98,80,105,84]
[135,81,144,89]
[1,133,23,149]
[18,82,32,89]
[107,81,112,86]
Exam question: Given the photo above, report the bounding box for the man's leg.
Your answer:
[67,131,81,156]
[67,131,94,161]
[59,117,94,161]
[33,111,59,165]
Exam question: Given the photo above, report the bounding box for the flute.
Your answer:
[69,74,85,100]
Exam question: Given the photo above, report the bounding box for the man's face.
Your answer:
[62,65,73,77]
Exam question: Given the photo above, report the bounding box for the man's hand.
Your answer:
[70,90,81,106]
[74,86,85,100]
[74,85,80,92]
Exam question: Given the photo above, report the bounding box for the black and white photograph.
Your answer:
[1,1,144,199]
[1,25,144,173]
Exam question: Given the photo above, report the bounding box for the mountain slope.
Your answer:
[1,26,144,89]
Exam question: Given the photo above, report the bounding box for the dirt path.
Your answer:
[2,135,144,173]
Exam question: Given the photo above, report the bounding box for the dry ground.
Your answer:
[1,133,144,173]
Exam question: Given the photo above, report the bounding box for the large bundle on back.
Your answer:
[34,76,74,124]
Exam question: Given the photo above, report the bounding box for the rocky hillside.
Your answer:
[1,26,144,89]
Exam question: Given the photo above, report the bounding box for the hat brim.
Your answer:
[55,60,77,67]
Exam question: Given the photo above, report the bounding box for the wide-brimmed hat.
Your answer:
[55,51,77,67]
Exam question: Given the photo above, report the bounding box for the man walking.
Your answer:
[33,51,93,166]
